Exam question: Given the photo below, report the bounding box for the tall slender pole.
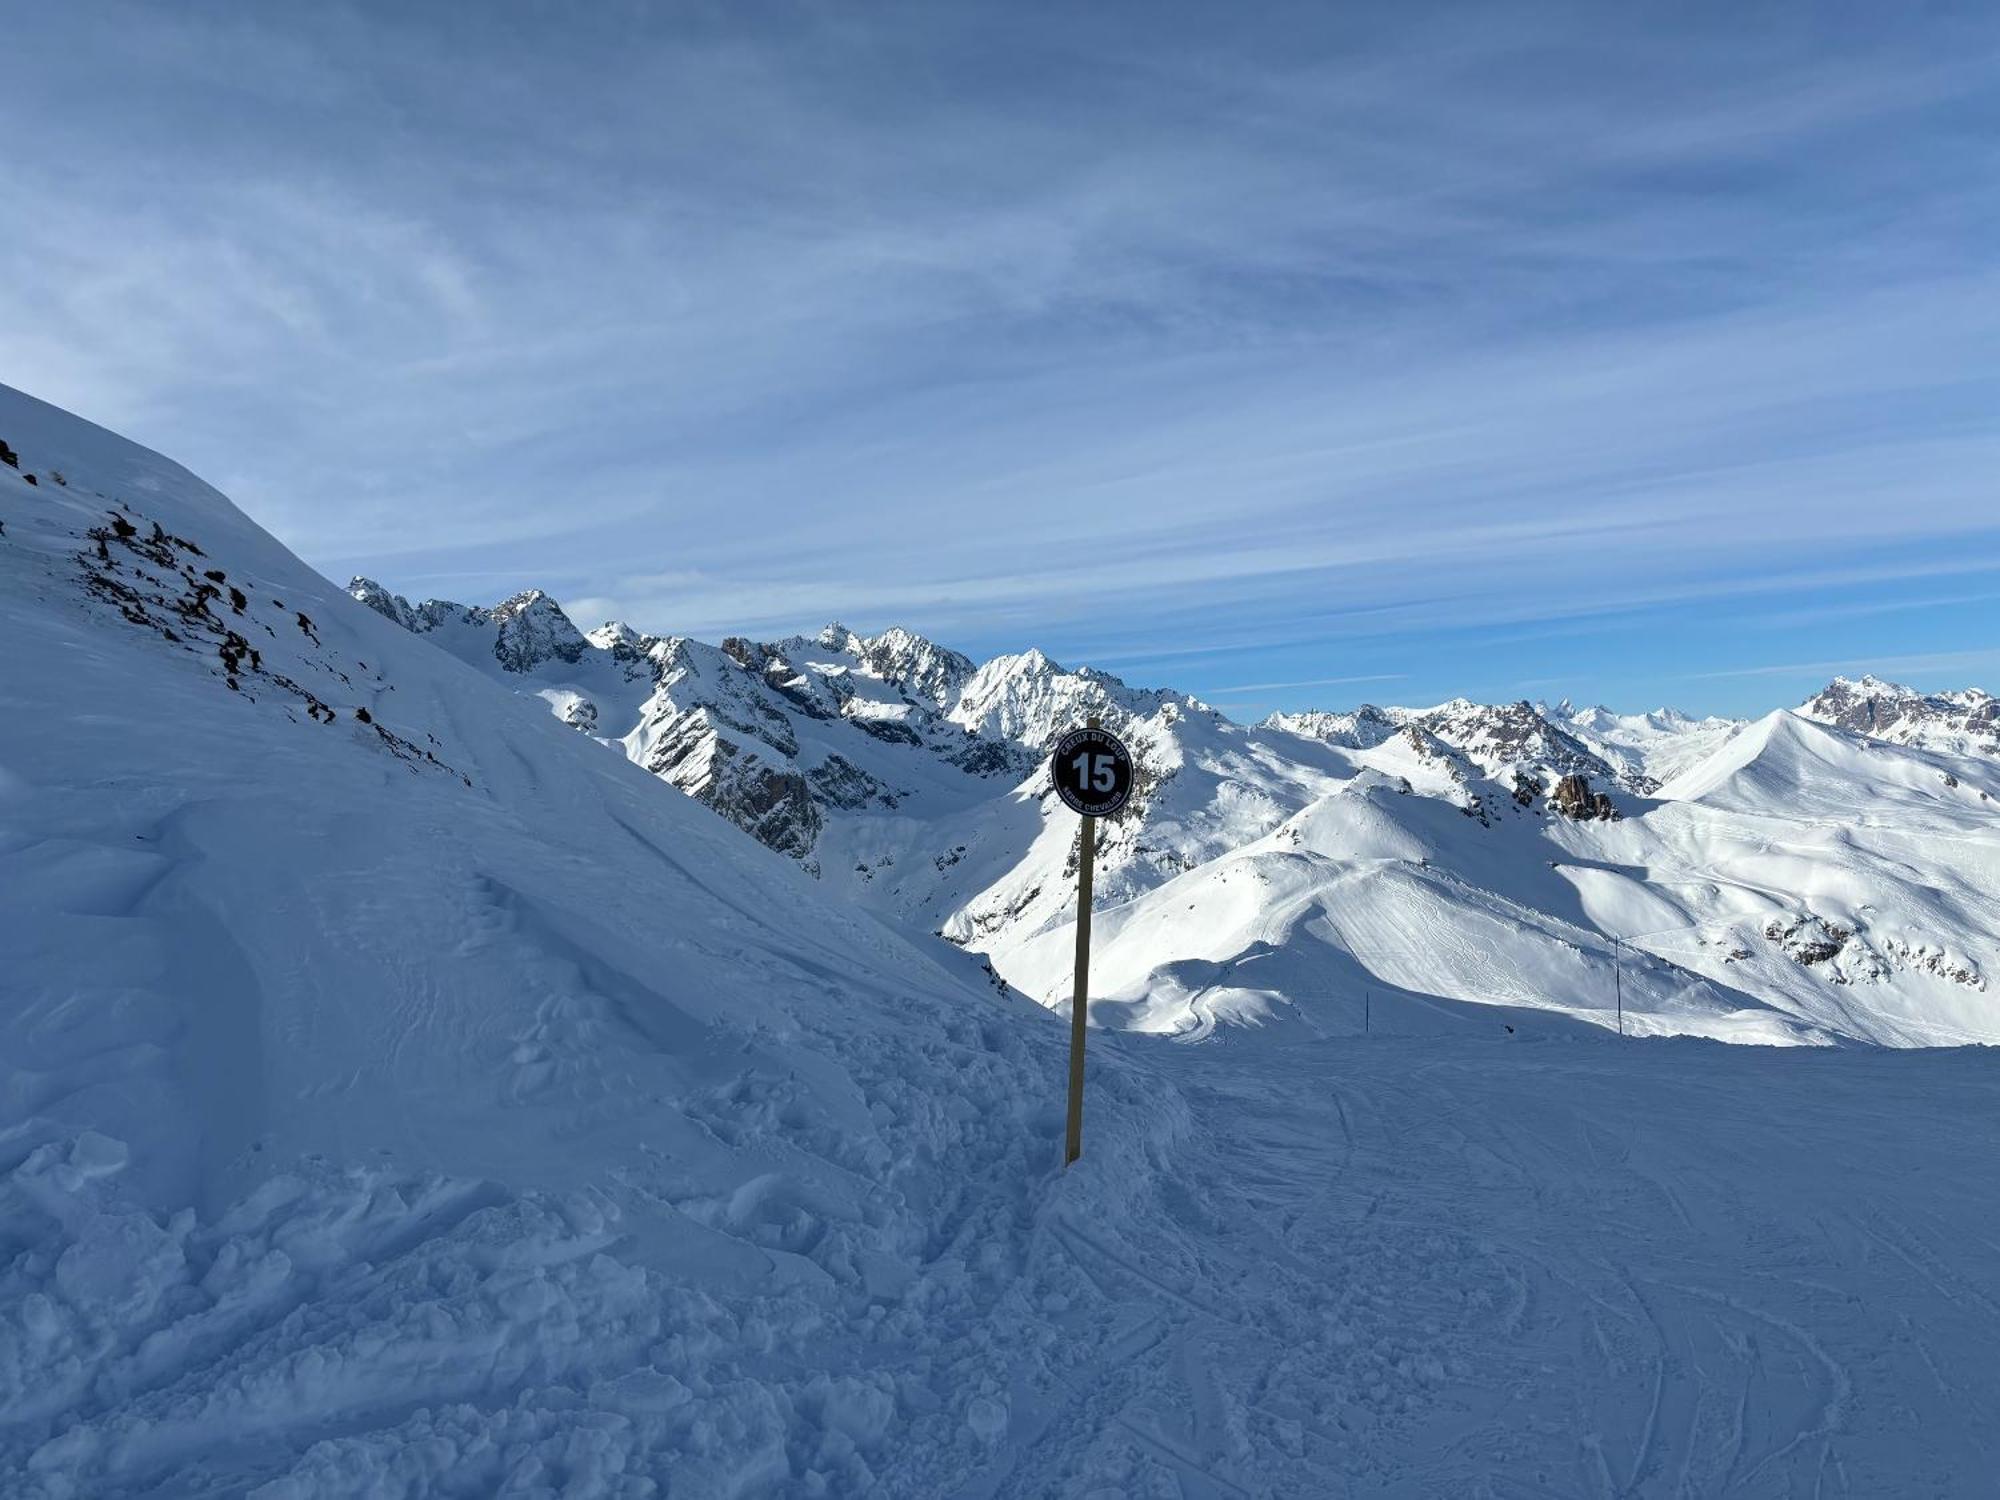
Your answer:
[1614,937,1623,1037]
[1065,810,1097,1166]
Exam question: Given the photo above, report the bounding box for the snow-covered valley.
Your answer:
[5,381,2000,1496]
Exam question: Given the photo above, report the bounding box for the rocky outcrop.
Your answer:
[1548,774,1618,821]
[1763,913,1849,966]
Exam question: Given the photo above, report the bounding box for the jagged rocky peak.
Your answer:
[796,621,978,709]
[949,646,1177,749]
[586,619,652,654]
[1406,697,1616,783]
[1801,674,1923,729]
[853,625,977,708]
[1397,722,1472,782]
[815,621,860,653]
[348,576,594,677]
[489,589,588,673]
[719,634,775,673]
[348,575,419,631]
[1799,675,1998,755]
[1264,705,1399,749]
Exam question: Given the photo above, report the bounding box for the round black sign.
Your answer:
[1050,725,1134,817]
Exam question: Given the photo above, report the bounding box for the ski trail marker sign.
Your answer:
[1051,720,1133,1165]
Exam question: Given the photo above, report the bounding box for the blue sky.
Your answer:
[5,2,1997,720]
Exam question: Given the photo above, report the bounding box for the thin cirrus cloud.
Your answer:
[2,0,1996,717]
[1688,648,2000,683]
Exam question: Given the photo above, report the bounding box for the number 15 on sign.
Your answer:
[1049,720,1134,1165]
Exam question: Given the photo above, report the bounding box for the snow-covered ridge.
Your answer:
[1267,696,1743,793]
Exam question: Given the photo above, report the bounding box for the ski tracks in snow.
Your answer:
[5,1010,1999,1496]
[943,1038,2000,1498]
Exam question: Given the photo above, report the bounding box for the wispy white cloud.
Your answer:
[1687,649,2000,682]
[1202,674,1408,698]
[3,0,1996,715]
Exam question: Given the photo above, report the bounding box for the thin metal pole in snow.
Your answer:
[1614,937,1623,1037]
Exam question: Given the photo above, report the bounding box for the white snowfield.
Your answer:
[4,381,2000,1497]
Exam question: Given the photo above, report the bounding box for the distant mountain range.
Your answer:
[347,576,2000,1047]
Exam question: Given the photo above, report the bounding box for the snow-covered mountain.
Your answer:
[1545,699,1747,786]
[351,578,1033,867]
[345,576,2000,1049]
[1798,672,2000,757]
[10,383,2000,1495]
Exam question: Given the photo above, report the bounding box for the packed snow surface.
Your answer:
[4,383,2000,1496]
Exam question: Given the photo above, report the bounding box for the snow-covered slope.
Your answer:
[0,383,1133,1493]
[1012,708,1999,1047]
[9,384,2000,1496]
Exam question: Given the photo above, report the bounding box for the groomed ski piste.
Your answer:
[3,381,1998,1497]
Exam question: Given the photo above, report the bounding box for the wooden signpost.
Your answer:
[1049,717,1134,1166]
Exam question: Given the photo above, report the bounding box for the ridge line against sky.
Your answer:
[3,0,1997,718]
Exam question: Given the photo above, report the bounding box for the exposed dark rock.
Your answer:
[808,753,897,811]
[850,715,922,746]
[74,503,463,782]
[948,735,1029,778]
[1764,914,1849,966]
[1549,773,1618,821]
